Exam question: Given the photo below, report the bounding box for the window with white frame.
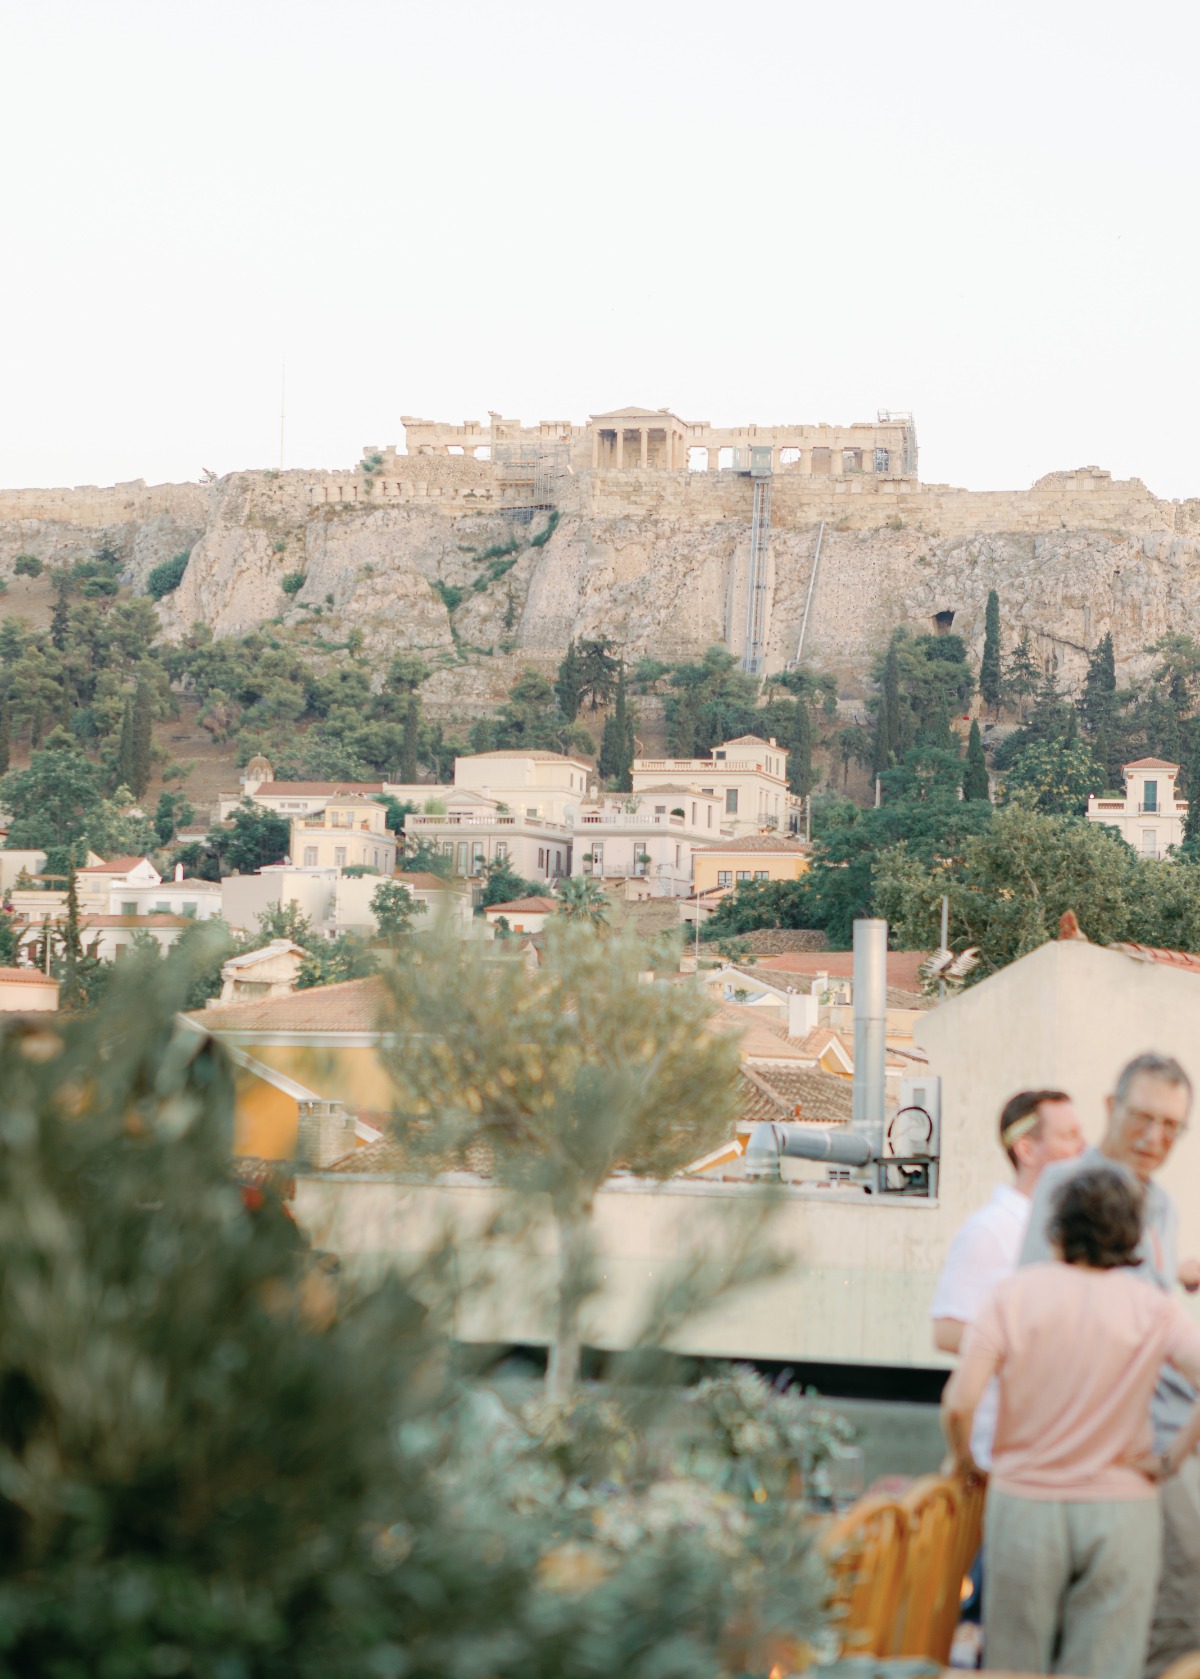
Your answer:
[726,789,739,814]
[303,847,317,867]
[717,870,732,887]
[334,847,347,868]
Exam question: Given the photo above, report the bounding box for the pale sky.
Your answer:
[3,0,1198,498]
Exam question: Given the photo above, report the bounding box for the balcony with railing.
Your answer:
[405,812,571,835]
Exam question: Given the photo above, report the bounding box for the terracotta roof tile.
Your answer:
[77,856,151,875]
[720,734,771,747]
[0,967,58,985]
[484,896,558,914]
[1122,758,1179,771]
[1111,943,1200,974]
[738,1067,853,1125]
[394,871,466,891]
[193,976,390,1035]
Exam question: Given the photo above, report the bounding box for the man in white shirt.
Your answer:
[931,1089,1086,1468]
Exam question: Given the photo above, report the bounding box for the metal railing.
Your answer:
[405,813,570,834]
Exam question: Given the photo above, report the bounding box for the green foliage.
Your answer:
[528,508,561,548]
[1,742,105,850]
[375,794,416,834]
[555,639,584,722]
[432,580,463,613]
[1002,635,1040,719]
[577,638,620,711]
[146,550,190,599]
[478,855,539,908]
[13,553,43,578]
[870,629,973,772]
[154,789,194,845]
[370,878,427,938]
[130,675,155,799]
[554,874,609,928]
[998,736,1104,814]
[963,719,990,801]
[297,934,377,989]
[875,801,1200,982]
[598,663,635,790]
[471,668,595,759]
[385,923,739,1394]
[280,571,306,596]
[215,800,290,875]
[980,589,1002,712]
[665,647,759,757]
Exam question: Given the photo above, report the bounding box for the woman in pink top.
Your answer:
[943,1166,1200,1679]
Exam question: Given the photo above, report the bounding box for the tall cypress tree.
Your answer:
[872,639,903,773]
[0,694,11,777]
[115,695,136,793]
[60,865,83,1011]
[1184,731,1200,846]
[963,719,990,800]
[400,694,420,783]
[555,640,584,722]
[980,590,1002,714]
[130,677,154,799]
[599,663,635,791]
[788,692,815,798]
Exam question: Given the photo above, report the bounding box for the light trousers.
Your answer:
[984,1488,1161,1679]
[1145,1454,1200,1679]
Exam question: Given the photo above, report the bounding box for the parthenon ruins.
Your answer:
[393,406,919,479]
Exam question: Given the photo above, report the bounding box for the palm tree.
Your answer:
[555,874,609,928]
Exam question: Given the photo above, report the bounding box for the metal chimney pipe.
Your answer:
[744,1122,873,1178]
[853,918,888,1160]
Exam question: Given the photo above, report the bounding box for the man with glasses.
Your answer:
[1020,1052,1197,1678]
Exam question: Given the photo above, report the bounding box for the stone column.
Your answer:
[708,446,720,472]
[616,428,625,469]
[799,448,812,474]
[640,427,648,468]
[828,444,844,476]
[662,429,672,471]
[591,429,600,469]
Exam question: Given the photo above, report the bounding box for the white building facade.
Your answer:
[630,735,801,836]
[572,788,730,896]
[1086,756,1188,858]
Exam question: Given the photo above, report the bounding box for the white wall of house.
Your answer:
[572,790,727,896]
[452,752,590,823]
[221,869,339,935]
[289,800,397,874]
[332,874,475,937]
[0,850,47,892]
[107,881,222,920]
[404,805,572,882]
[631,737,800,836]
[1087,762,1188,857]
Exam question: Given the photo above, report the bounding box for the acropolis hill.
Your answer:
[4,404,1200,712]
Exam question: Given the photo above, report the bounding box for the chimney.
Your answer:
[787,990,819,1038]
[852,918,887,1159]
[174,862,184,882]
[296,1100,356,1169]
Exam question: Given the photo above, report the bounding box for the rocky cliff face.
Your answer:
[3,463,1199,712]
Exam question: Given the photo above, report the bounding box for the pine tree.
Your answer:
[400,693,420,782]
[0,694,11,777]
[115,695,136,792]
[1081,632,1120,785]
[980,590,1002,714]
[555,639,584,722]
[963,719,990,800]
[1004,636,1040,721]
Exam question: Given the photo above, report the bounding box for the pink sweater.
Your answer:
[958,1263,1200,1500]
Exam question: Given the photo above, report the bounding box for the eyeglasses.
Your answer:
[1126,1109,1189,1143]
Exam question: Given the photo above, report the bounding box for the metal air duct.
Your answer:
[852,917,887,1160]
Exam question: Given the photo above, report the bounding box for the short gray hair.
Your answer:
[1114,1052,1193,1110]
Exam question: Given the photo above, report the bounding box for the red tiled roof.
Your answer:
[194,975,389,1035]
[77,856,151,875]
[738,1067,853,1125]
[720,734,771,747]
[0,967,58,985]
[394,871,466,891]
[755,951,931,990]
[240,782,386,797]
[1111,944,1200,974]
[1123,758,1179,771]
[484,896,558,914]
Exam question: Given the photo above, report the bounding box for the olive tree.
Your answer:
[384,923,740,1396]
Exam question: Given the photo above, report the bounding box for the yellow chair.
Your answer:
[890,1474,962,1658]
[821,1495,910,1656]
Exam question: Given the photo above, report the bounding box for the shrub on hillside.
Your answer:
[280,570,306,596]
[146,551,190,599]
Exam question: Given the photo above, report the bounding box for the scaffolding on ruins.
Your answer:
[492,441,571,523]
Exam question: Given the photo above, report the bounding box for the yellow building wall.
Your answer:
[692,852,810,894]
[231,1042,398,1160]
